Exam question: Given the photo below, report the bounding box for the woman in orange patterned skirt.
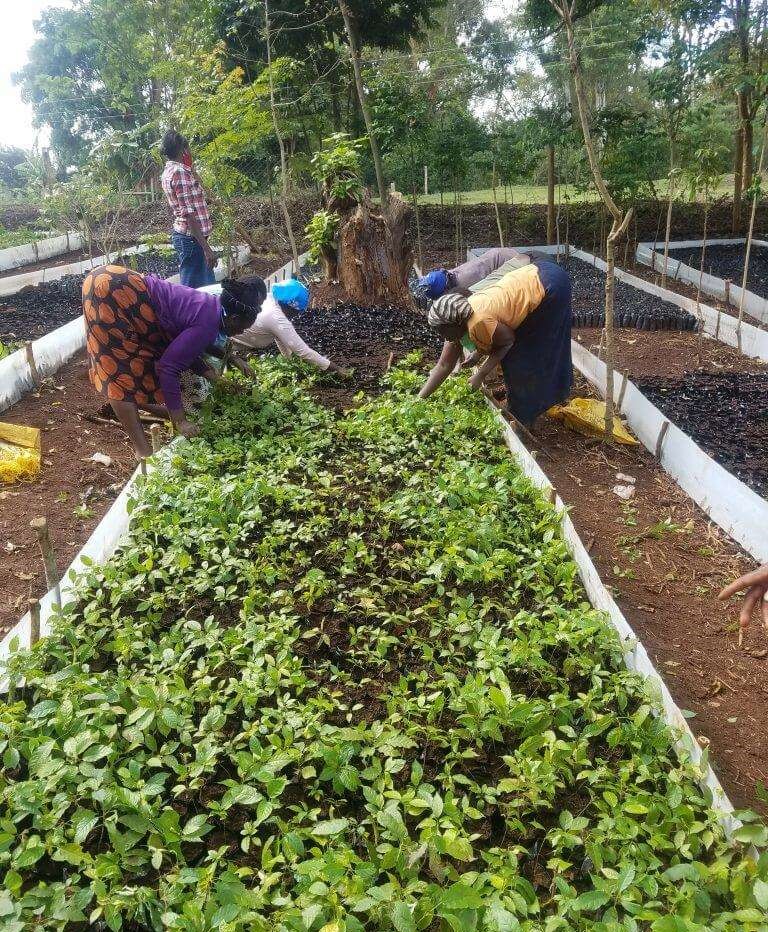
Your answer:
[82,265,265,458]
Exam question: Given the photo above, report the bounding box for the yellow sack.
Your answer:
[547,398,639,445]
[0,422,41,484]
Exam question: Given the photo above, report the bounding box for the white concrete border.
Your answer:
[572,339,768,564]
[0,243,149,298]
[489,403,739,835]
[637,238,768,326]
[0,232,85,273]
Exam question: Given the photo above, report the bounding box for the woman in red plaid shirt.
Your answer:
[161,131,218,288]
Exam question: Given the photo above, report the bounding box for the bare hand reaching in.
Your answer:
[718,563,768,644]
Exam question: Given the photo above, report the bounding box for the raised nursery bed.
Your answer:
[3,356,767,930]
[669,242,768,301]
[638,371,768,496]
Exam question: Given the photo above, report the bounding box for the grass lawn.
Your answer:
[415,178,738,206]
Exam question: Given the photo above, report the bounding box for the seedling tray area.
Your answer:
[0,250,180,342]
[638,371,768,496]
[668,243,768,300]
[565,256,699,331]
[2,357,764,930]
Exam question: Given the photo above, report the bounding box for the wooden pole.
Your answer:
[264,0,300,270]
[29,598,41,646]
[150,424,163,454]
[30,517,60,607]
[546,144,556,244]
[736,113,768,351]
[25,342,41,388]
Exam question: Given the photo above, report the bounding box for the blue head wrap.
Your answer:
[425,269,449,299]
[272,278,310,312]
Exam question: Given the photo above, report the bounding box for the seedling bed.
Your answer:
[565,256,698,331]
[638,372,768,496]
[0,353,135,637]
[668,243,768,301]
[0,245,94,280]
[0,250,179,342]
[4,357,767,929]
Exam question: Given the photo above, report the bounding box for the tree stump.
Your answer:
[333,191,413,306]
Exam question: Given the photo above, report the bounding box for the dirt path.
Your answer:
[0,353,135,636]
[529,395,768,814]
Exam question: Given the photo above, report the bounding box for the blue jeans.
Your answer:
[172,231,216,288]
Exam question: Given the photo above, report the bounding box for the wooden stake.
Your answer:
[30,517,60,607]
[655,420,670,459]
[140,458,147,476]
[150,424,163,454]
[25,342,41,388]
[29,598,41,646]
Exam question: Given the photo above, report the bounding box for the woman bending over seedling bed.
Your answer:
[83,267,265,458]
[234,278,351,377]
[419,258,573,427]
[411,246,542,308]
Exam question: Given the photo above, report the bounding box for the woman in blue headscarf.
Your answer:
[412,247,541,307]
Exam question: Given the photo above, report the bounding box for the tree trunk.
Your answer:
[337,0,388,207]
[550,0,633,438]
[661,152,676,288]
[733,124,744,233]
[743,110,754,192]
[335,192,413,305]
[265,0,299,270]
[546,144,556,244]
[492,160,505,248]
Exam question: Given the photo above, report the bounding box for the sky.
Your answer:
[1,0,512,153]
[0,1,72,151]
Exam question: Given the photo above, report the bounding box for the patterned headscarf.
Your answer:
[427,292,473,329]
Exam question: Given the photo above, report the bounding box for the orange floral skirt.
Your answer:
[82,265,170,406]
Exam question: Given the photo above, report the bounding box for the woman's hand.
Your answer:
[718,563,768,641]
[176,419,201,440]
[230,356,255,380]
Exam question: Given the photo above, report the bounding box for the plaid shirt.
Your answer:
[161,161,212,237]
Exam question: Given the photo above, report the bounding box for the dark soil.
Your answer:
[669,243,768,300]
[0,353,135,638]
[291,295,443,404]
[565,256,698,331]
[638,372,768,496]
[0,250,179,342]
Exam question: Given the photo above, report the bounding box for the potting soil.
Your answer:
[0,250,180,341]
[638,371,768,496]
[564,256,699,331]
[667,242,768,300]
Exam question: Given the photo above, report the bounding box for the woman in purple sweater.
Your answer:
[82,264,265,458]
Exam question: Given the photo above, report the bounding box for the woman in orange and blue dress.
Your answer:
[82,265,265,458]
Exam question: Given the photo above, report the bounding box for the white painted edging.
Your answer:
[0,232,86,273]
[0,453,158,663]
[490,404,739,835]
[0,243,151,298]
[572,340,768,565]
[637,238,768,326]
[0,318,85,414]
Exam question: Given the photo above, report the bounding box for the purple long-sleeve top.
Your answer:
[144,276,222,412]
